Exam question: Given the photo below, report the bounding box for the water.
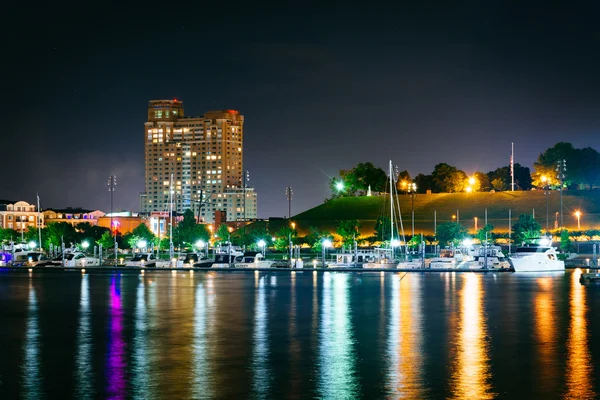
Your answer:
[0,269,599,399]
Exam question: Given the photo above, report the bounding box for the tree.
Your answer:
[396,170,411,192]
[273,226,297,252]
[532,142,577,188]
[414,173,433,194]
[436,222,468,247]
[560,229,572,253]
[97,231,115,250]
[336,220,360,248]
[330,162,388,198]
[45,222,78,248]
[374,216,391,242]
[475,224,494,244]
[215,224,232,245]
[474,172,491,192]
[0,228,19,244]
[431,163,467,193]
[491,177,507,191]
[572,147,600,190]
[512,214,541,245]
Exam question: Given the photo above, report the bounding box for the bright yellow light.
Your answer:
[466,186,473,193]
[541,175,548,183]
[468,177,476,186]
[575,210,581,217]
[291,222,296,229]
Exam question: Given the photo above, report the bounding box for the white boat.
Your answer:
[429,249,470,269]
[234,252,276,268]
[328,249,378,268]
[125,253,170,268]
[64,252,100,267]
[467,246,511,270]
[510,244,565,272]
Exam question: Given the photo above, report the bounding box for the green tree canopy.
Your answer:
[431,163,467,193]
[97,231,116,250]
[512,214,542,245]
[45,222,78,248]
[436,222,468,247]
[336,219,360,248]
[330,162,388,198]
[475,224,494,244]
[487,164,531,191]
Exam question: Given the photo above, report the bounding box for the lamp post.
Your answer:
[289,222,295,268]
[575,210,582,230]
[322,238,332,268]
[541,175,550,234]
[228,227,233,268]
[107,175,117,267]
[81,241,89,254]
[137,240,147,254]
[258,239,266,256]
[409,182,416,236]
[196,240,206,256]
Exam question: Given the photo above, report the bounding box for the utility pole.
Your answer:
[108,175,117,267]
[556,159,566,228]
[285,186,293,219]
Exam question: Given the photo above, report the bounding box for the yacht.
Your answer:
[64,252,100,267]
[510,244,564,272]
[468,246,511,270]
[234,252,276,268]
[429,248,470,269]
[125,253,170,268]
[328,249,378,268]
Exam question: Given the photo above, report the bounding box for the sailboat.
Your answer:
[363,160,424,269]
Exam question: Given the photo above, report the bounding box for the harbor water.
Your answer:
[1,269,599,399]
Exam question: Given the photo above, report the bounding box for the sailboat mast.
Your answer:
[169,173,174,262]
[37,192,42,252]
[389,160,394,246]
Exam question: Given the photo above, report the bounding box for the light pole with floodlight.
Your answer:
[575,210,582,230]
[322,238,332,268]
[258,239,266,256]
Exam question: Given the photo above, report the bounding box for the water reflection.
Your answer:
[533,277,558,394]
[565,269,594,398]
[132,278,150,399]
[387,274,425,397]
[252,276,270,396]
[75,275,93,399]
[451,273,494,399]
[192,282,212,398]
[22,280,41,399]
[106,276,126,398]
[318,273,358,398]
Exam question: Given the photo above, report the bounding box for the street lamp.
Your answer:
[137,240,147,253]
[289,222,296,267]
[408,182,417,236]
[322,239,332,268]
[574,210,582,230]
[258,239,266,256]
[196,240,205,256]
[540,175,550,234]
[28,241,36,250]
[81,241,89,252]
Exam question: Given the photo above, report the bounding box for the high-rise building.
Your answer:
[141,100,257,223]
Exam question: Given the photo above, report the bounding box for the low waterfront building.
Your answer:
[0,200,43,233]
[97,212,145,235]
[43,208,105,226]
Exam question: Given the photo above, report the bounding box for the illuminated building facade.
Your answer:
[141,100,257,223]
[0,200,43,233]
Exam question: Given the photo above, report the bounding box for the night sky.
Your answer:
[4,2,600,218]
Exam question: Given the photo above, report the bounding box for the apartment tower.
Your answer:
[141,100,257,223]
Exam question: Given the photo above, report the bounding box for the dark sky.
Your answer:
[4,2,600,217]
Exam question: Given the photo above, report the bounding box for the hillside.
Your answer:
[260,190,600,236]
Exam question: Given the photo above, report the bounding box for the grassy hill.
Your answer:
[258,190,600,236]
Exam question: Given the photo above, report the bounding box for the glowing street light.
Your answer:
[468,176,476,186]
[258,239,266,256]
[335,181,345,192]
[322,238,332,268]
[574,210,582,230]
[465,186,473,193]
[81,241,89,252]
[28,241,36,250]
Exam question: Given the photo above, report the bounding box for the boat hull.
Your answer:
[511,257,565,272]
